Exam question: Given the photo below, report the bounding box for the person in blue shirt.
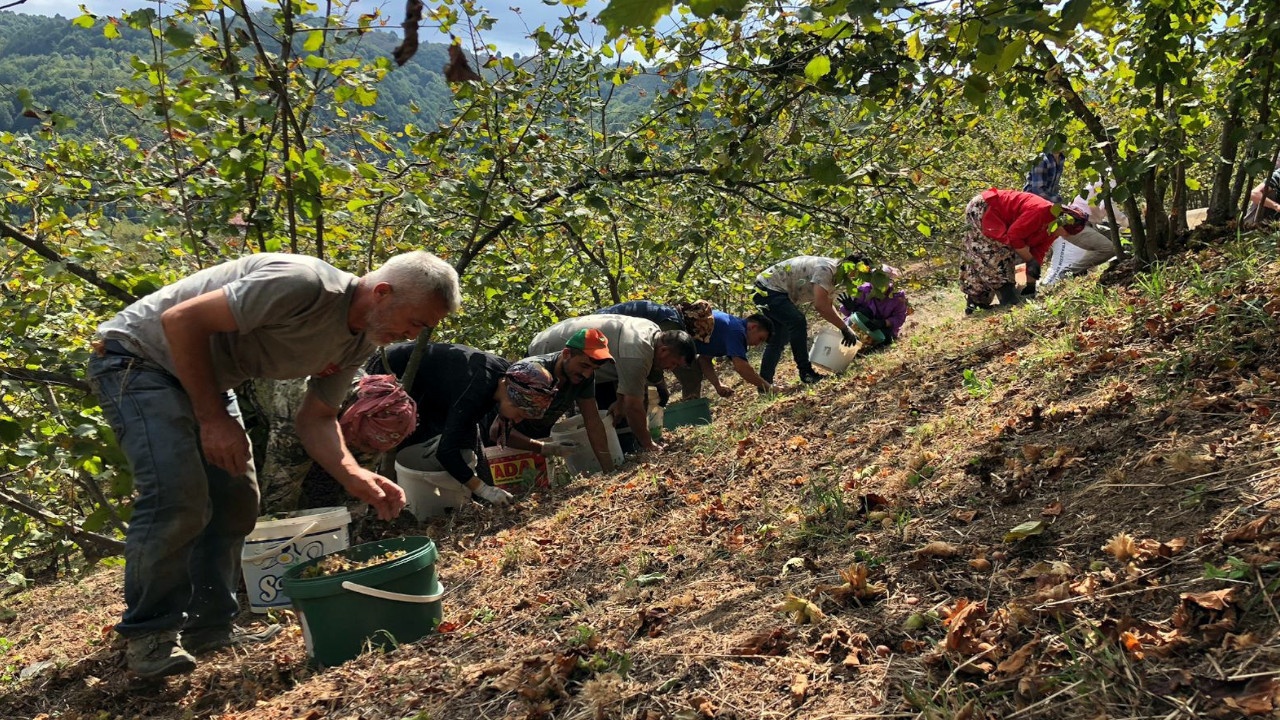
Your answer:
[1023,148,1066,203]
[672,311,775,399]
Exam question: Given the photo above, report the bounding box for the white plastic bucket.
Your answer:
[809,326,858,373]
[241,506,351,613]
[395,442,475,520]
[550,409,624,475]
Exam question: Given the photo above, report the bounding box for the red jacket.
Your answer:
[979,189,1057,263]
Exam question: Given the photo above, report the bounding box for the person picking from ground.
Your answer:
[594,299,714,405]
[1247,158,1280,224]
[530,315,695,453]
[367,343,556,507]
[674,312,775,398]
[753,254,864,385]
[959,188,1088,313]
[488,329,617,472]
[87,250,460,679]
[836,264,909,351]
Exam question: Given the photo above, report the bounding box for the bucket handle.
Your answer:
[243,520,321,564]
[341,580,446,604]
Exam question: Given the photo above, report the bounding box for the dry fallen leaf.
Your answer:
[1103,532,1139,561]
[1041,501,1063,517]
[1182,588,1237,611]
[789,673,809,706]
[915,541,961,558]
[732,627,792,656]
[772,593,826,624]
[1225,515,1274,544]
[787,435,809,450]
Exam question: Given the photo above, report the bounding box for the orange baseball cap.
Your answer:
[566,328,613,362]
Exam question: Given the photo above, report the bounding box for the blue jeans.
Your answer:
[753,288,814,383]
[88,352,259,638]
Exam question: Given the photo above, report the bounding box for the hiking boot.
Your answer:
[1021,280,1038,298]
[182,624,282,655]
[125,630,196,679]
[995,283,1023,306]
[800,370,827,384]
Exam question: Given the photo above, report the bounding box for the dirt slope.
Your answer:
[3,233,1280,720]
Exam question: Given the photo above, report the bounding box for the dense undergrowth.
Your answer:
[2,229,1280,719]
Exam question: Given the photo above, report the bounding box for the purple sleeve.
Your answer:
[883,292,909,336]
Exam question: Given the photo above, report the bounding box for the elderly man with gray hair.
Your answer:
[87,250,461,679]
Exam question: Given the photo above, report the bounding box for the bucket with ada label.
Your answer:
[550,409,624,475]
[663,397,712,430]
[241,506,351,613]
[395,441,475,520]
[484,446,548,494]
[281,536,443,667]
[809,326,859,373]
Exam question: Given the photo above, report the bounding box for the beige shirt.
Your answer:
[98,254,375,408]
[755,256,838,305]
[529,315,662,397]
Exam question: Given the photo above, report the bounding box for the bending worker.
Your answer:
[530,315,695,453]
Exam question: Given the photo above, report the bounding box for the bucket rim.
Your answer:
[281,536,438,598]
[247,506,351,541]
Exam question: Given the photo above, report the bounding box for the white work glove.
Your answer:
[539,439,578,457]
[473,483,514,507]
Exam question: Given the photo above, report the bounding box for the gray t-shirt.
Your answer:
[528,315,661,397]
[98,253,375,408]
[755,256,838,305]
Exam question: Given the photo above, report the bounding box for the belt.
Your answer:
[92,338,140,358]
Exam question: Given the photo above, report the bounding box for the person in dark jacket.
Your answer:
[368,343,555,506]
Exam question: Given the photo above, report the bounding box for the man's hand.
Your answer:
[338,468,406,521]
[840,325,859,347]
[200,412,252,476]
[539,439,578,457]
[715,385,734,398]
[473,483,514,507]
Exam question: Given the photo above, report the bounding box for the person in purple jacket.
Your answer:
[836,265,909,350]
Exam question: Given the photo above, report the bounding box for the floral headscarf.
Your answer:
[338,374,417,453]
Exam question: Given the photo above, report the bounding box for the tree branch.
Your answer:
[0,366,91,392]
[0,221,137,305]
[0,482,124,557]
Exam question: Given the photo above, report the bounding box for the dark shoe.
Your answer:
[1021,280,1038,298]
[125,630,196,679]
[995,283,1022,306]
[800,370,827,384]
[183,624,282,655]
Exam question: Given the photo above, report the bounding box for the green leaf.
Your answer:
[803,55,831,82]
[962,75,990,105]
[1185,178,1201,191]
[906,31,923,60]
[1059,0,1091,30]
[806,154,844,185]
[1004,520,1046,542]
[916,223,931,237]
[597,0,672,38]
[0,418,21,443]
[72,14,96,29]
[163,25,195,49]
[687,0,749,20]
[303,55,329,69]
[303,29,324,52]
[103,22,120,39]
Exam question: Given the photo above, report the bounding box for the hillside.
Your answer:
[3,229,1280,719]
[0,10,666,141]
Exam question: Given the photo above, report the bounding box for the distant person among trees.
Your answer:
[674,311,775,399]
[366,342,556,508]
[960,189,1088,313]
[487,329,618,473]
[87,251,459,679]
[530,315,695,453]
[1023,148,1066,203]
[753,254,864,385]
[1247,158,1280,224]
[836,264,909,351]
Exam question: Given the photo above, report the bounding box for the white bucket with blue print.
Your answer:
[241,506,351,613]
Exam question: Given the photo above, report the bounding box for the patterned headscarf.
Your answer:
[1058,205,1089,236]
[676,300,715,343]
[338,374,417,453]
[494,361,556,448]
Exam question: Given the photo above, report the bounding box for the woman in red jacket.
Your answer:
[960,188,1088,313]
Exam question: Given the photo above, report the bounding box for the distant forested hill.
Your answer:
[0,11,666,141]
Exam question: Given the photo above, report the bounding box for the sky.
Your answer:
[5,0,613,56]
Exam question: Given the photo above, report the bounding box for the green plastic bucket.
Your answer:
[281,536,443,667]
[663,397,713,430]
[849,312,886,345]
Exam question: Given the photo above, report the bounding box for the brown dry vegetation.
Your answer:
[4,232,1280,720]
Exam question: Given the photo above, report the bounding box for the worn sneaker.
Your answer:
[183,624,282,655]
[800,370,827,384]
[125,629,196,679]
